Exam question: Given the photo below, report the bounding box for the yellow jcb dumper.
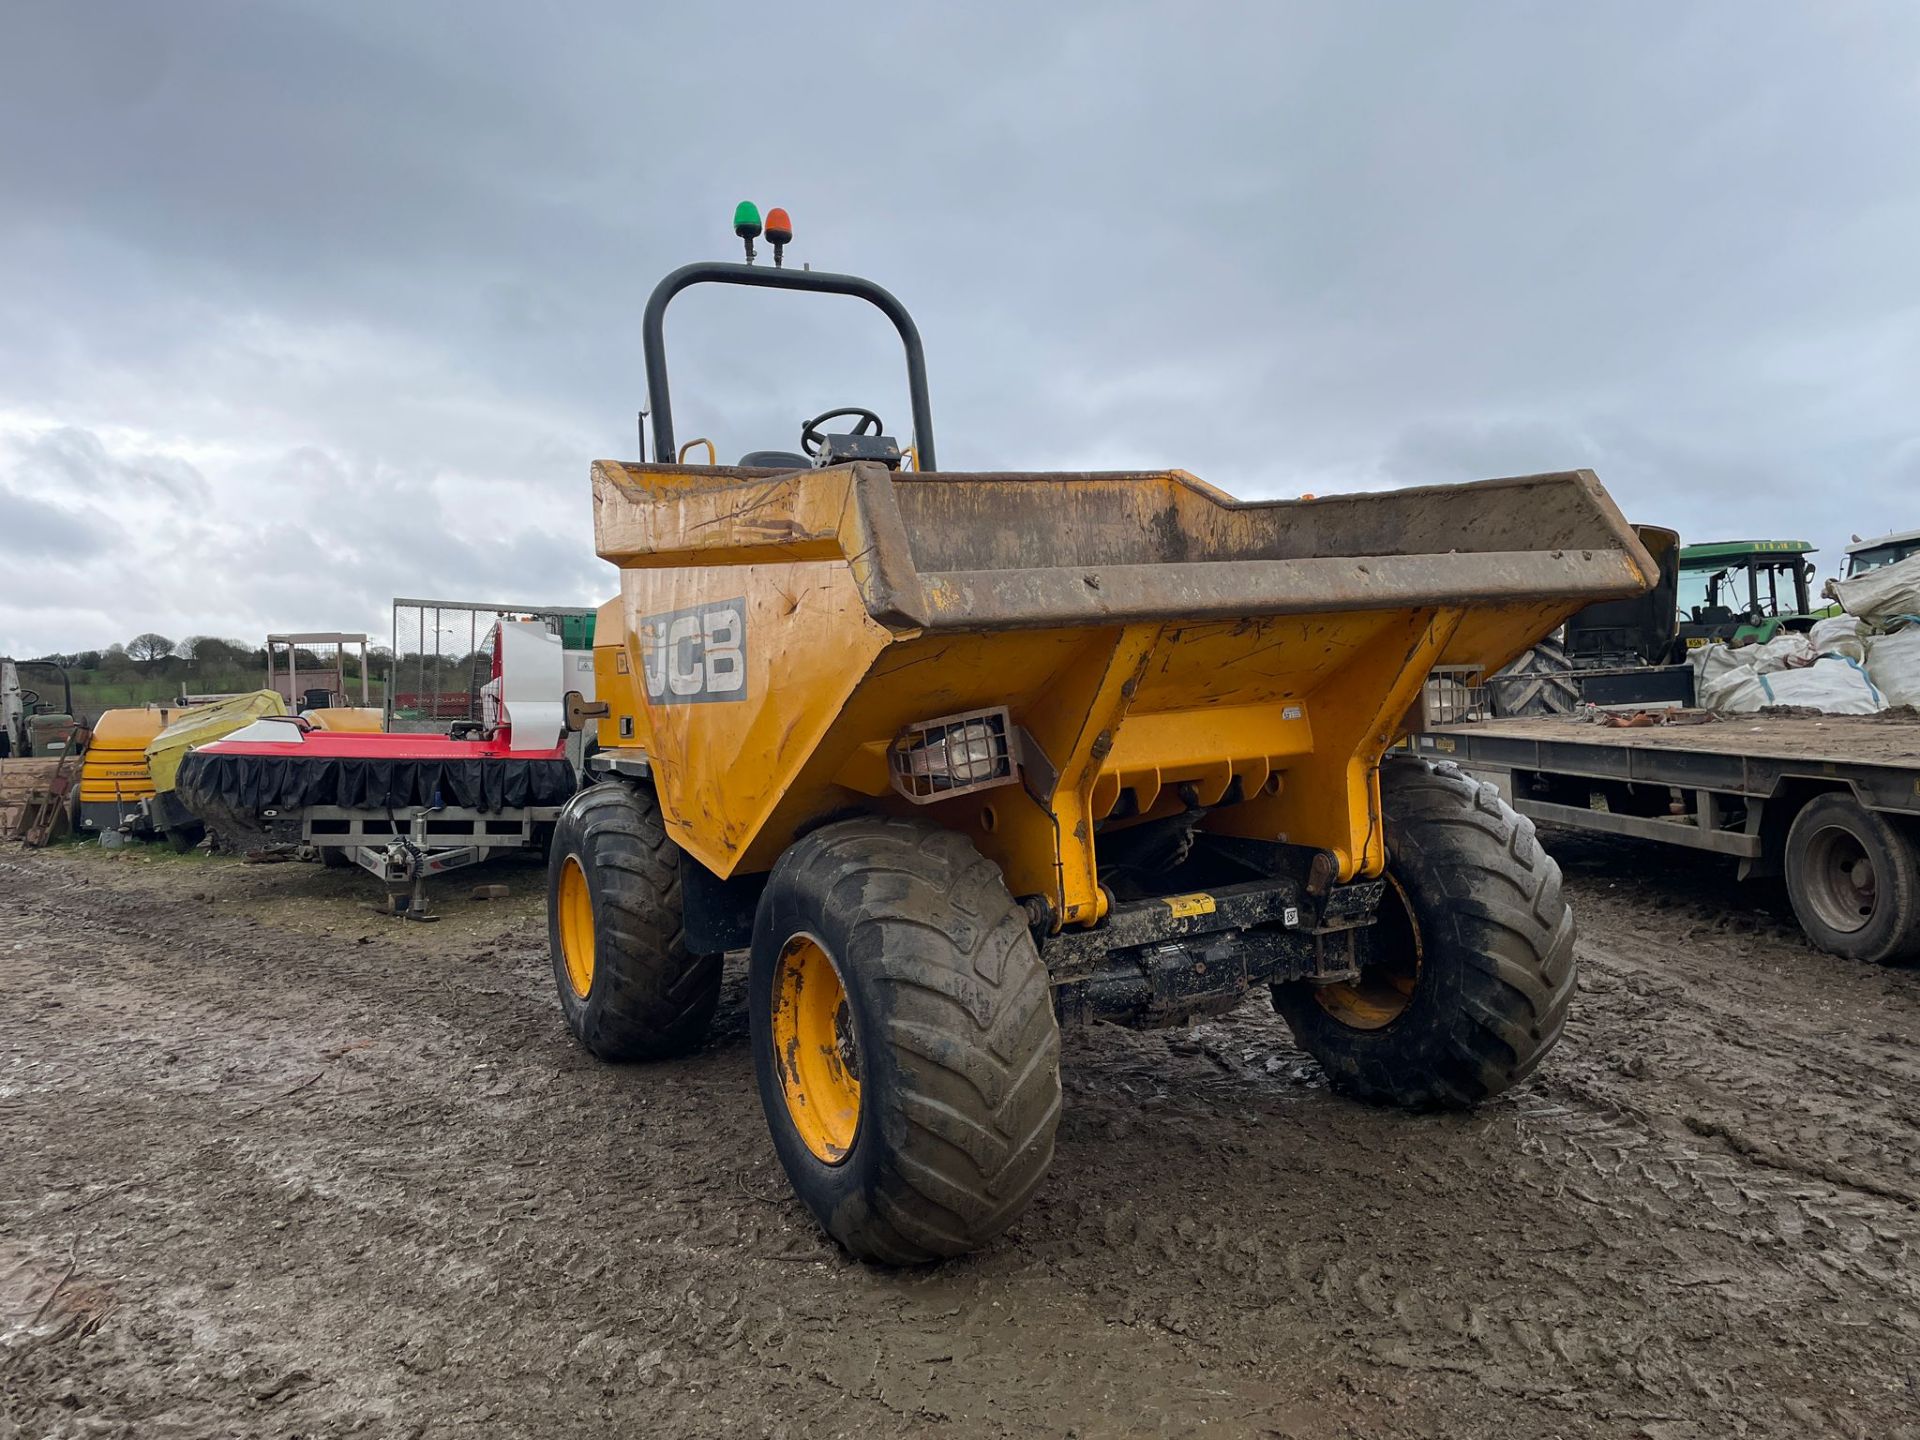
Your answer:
[548,210,1655,1263]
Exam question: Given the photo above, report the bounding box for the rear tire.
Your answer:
[547,782,722,1061]
[1489,639,1580,717]
[750,818,1061,1264]
[1784,794,1920,964]
[1272,759,1576,1108]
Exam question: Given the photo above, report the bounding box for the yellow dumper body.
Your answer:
[547,234,1655,1266]
[589,461,1650,928]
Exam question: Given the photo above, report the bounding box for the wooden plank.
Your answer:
[0,759,64,789]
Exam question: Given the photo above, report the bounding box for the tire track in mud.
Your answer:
[7,851,1338,1438]
[1021,846,1920,1436]
[7,841,1920,1438]
[1043,1026,1919,1434]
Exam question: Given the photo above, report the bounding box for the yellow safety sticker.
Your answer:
[1164,893,1216,919]
[1433,737,1456,753]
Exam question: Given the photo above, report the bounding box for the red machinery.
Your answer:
[177,621,587,916]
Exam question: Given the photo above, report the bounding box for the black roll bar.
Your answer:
[641,261,937,472]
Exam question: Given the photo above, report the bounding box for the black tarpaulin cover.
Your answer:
[176,749,577,818]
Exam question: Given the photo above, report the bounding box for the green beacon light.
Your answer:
[733,201,762,263]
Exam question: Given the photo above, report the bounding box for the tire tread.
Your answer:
[548,782,720,1062]
[755,817,1060,1262]
[1274,758,1576,1109]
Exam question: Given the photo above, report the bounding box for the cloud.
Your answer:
[5,424,211,504]
[0,487,114,560]
[1,0,1917,655]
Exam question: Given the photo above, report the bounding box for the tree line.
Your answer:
[27,636,397,679]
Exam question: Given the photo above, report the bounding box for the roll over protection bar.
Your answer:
[641,261,938,472]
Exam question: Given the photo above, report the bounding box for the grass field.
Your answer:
[62,673,388,718]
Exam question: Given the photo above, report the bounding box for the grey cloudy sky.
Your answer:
[3,1,1917,657]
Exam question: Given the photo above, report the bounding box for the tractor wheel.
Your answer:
[1784,794,1920,964]
[1272,759,1576,1109]
[546,781,722,1061]
[749,818,1061,1264]
[1489,638,1580,717]
[320,846,352,869]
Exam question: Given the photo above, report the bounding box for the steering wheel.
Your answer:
[800,407,884,459]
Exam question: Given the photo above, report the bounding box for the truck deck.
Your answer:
[1418,713,1920,855]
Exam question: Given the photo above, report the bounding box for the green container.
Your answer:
[559,613,597,650]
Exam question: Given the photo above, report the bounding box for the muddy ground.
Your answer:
[3,831,1917,1439]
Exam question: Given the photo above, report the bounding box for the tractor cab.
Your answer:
[645,203,926,474]
[1844,527,1920,578]
[1674,539,1818,648]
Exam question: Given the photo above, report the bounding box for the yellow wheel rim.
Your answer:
[1314,872,1421,1031]
[558,855,596,999]
[770,934,862,1164]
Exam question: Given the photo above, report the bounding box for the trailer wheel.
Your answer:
[546,782,722,1060]
[1784,794,1920,965]
[749,818,1061,1264]
[1272,759,1576,1109]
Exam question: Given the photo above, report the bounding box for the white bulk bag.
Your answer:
[1830,550,1920,620]
[1864,625,1920,707]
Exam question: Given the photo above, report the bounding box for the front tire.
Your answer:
[750,818,1061,1264]
[1784,794,1920,964]
[1272,759,1576,1108]
[546,782,722,1061]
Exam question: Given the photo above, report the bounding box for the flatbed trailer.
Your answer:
[1415,713,1920,963]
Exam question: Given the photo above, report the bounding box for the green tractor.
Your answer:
[1673,539,1824,650]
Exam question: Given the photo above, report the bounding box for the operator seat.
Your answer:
[737,450,812,469]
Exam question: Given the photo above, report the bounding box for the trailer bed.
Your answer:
[1424,712,1920,772]
[1410,712,1920,959]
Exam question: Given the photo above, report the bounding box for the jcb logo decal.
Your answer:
[640,599,747,704]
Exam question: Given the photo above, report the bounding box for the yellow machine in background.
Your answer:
[302,706,384,733]
[546,210,1656,1264]
[142,691,289,850]
[146,691,286,795]
[78,707,175,837]
[78,691,328,849]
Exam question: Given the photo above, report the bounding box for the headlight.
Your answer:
[888,707,1018,802]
